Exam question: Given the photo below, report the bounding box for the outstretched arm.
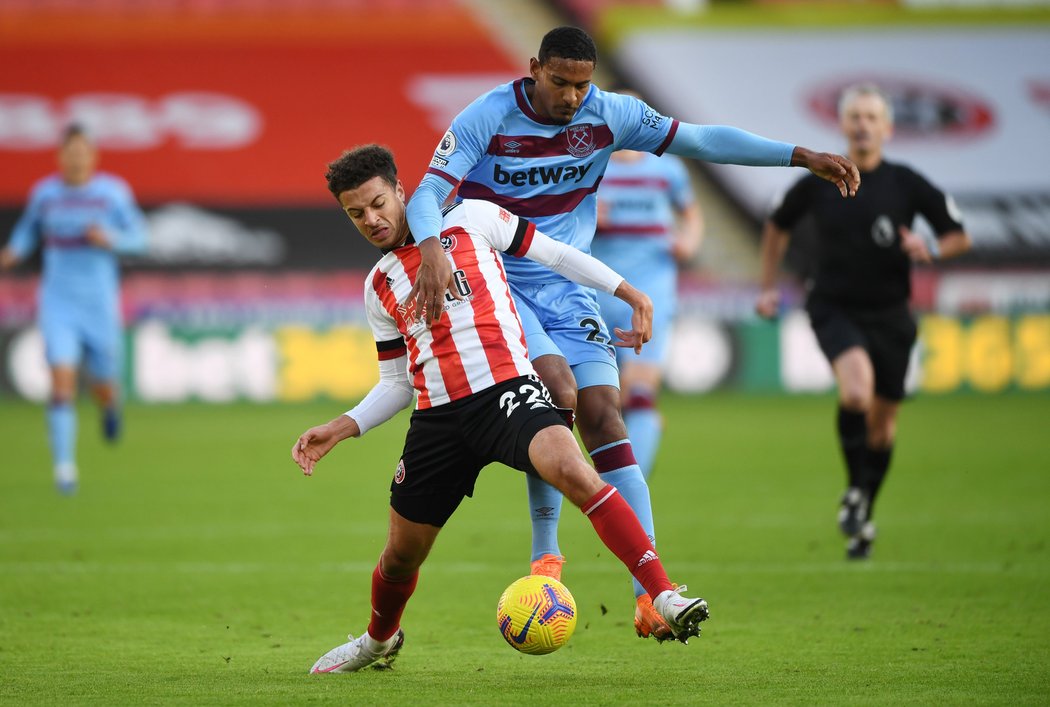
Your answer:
[291,355,413,476]
[666,124,859,197]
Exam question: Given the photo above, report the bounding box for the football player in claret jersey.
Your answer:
[292,144,709,673]
[1,124,148,494]
[756,84,971,559]
[404,25,860,640]
[591,96,703,480]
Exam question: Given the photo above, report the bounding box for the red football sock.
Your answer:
[580,485,672,598]
[367,563,418,642]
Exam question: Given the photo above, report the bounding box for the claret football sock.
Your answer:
[367,564,418,642]
[580,484,672,600]
[591,441,655,598]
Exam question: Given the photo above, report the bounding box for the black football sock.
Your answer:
[864,445,894,519]
[837,406,868,489]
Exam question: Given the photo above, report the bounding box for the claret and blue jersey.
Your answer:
[7,172,147,372]
[423,79,678,285]
[9,172,147,312]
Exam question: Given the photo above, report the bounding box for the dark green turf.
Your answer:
[1,394,1048,704]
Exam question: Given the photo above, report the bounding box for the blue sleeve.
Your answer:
[6,185,46,260]
[107,180,148,255]
[408,90,502,242]
[405,174,454,243]
[666,123,795,167]
[604,91,677,154]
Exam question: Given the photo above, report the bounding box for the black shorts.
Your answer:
[390,375,570,527]
[806,296,918,402]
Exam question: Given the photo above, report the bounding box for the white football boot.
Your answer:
[653,585,710,644]
[309,629,404,674]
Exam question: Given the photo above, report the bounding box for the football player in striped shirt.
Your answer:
[293,144,709,673]
[404,26,859,640]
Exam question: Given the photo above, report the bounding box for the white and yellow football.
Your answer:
[496,575,577,655]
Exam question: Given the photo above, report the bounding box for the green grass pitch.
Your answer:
[1,393,1048,704]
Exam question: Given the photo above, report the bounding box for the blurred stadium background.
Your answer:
[1,0,1048,403]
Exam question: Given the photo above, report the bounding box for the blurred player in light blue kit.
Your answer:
[406,26,859,640]
[0,125,148,494]
[591,130,703,479]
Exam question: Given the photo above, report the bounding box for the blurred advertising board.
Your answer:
[1,272,1047,402]
[0,7,517,208]
[616,28,1050,261]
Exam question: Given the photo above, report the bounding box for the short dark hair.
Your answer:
[61,123,90,145]
[538,26,597,66]
[325,144,398,199]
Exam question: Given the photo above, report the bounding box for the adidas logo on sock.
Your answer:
[636,550,658,567]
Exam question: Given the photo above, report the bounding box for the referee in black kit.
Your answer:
[756,83,971,559]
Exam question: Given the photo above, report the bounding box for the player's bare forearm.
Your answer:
[405,236,457,326]
[791,147,860,198]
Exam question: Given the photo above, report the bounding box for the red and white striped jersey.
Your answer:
[364,199,542,409]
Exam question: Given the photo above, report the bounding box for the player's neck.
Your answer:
[62,173,92,187]
[849,149,883,173]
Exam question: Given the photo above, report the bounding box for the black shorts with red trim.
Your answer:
[390,375,569,527]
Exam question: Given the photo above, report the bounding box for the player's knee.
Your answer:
[868,419,897,448]
[549,460,602,508]
[380,544,426,577]
[838,385,872,412]
[577,403,627,447]
[545,380,577,410]
[49,392,74,406]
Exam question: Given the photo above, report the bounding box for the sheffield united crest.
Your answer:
[565,124,596,158]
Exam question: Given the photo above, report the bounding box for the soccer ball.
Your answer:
[496,575,577,655]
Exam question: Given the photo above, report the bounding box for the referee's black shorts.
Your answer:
[806,295,918,402]
[390,374,570,527]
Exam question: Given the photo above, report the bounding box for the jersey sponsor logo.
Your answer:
[492,162,593,187]
[394,459,406,484]
[565,124,596,158]
[872,215,896,247]
[806,77,995,140]
[436,130,457,157]
[498,208,512,223]
[430,155,449,169]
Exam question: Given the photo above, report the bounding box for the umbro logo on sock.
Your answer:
[636,550,658,567]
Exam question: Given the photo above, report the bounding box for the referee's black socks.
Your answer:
[836,406,868,489]
[864,445,894,518]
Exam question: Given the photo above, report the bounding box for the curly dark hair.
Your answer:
[325,144,398,200]
[538,26,597,66]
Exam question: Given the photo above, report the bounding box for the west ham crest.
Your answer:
[565,124,596,158]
